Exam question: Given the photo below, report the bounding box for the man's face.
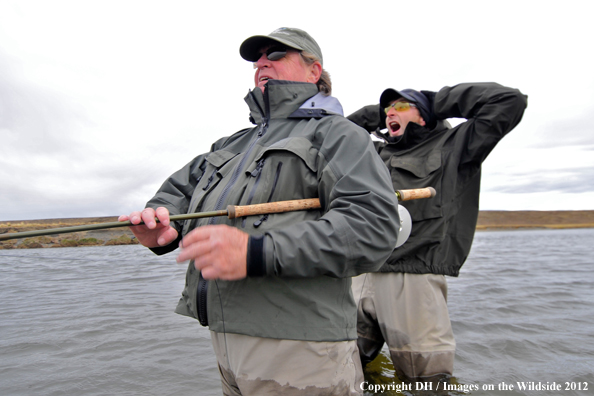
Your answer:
[385,99,426,137]
[253,45,320,93]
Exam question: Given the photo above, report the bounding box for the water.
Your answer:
[1,229,593,396]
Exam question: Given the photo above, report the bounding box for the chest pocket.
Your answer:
[183,150,239,234]
[240,137,320,230]
[389,151,443,221]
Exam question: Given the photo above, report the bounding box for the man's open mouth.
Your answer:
[389,121,401,133]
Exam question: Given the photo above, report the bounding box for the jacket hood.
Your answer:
[245,81,342,124]
[290,92,344,117]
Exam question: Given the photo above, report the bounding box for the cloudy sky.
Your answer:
[1,0,593,221]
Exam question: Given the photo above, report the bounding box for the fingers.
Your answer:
[157,225,178,246]
[199,258,220,280]
[155,207,170,227]
[176,225,249,281]
[177,231,221,277]
[121,210,147,226]
[118,207,175,248]
[176,227,210,263]
[120,207,169,228]
[141,208,157,228]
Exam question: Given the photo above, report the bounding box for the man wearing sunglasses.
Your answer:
[347,83,528,381]
[120,27,400,395]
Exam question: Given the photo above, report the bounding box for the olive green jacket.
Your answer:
[147,81,399,341]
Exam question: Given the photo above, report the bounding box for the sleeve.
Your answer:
[145,155,207,217]
[145,138,230,255]
[145,154,208,255]
[433,82,528,166]
[247,118,401,278]
[346,104,384,132]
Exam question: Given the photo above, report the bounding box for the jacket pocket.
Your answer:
[239,138,320,230]
[183,150,239,234]
[252,162,283,228]
[389,151,443,221]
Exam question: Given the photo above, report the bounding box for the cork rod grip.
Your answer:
[226,188,436,219]
[396,187,436,201]
[227,198,322,219]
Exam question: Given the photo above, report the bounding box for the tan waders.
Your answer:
[352,272,456,380]
[211,331,364,395]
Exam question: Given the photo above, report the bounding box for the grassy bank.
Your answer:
[2,211,594,249]
[0,217,138,249]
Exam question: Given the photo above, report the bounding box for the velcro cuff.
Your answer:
[246,235,266,277]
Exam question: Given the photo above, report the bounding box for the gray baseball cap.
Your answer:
[240,27,323,66]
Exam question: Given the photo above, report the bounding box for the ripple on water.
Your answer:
[1,231,594,396]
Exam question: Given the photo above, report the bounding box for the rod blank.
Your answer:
[0,187,435,241]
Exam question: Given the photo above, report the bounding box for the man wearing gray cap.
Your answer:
[120,27,400,395]
[348,83,528,381]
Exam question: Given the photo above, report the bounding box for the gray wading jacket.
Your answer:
[347,83,528,277]
[147,81,400,341]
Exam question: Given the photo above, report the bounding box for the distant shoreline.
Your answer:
[2,211,594,249]
[475,210,594,231]
[0,216,138,250]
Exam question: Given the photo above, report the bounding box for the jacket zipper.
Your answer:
[202,168,217,191]
[196,90,270,327]
[254,162,283,228]
[184,166,221,241]
[241,158,266,228]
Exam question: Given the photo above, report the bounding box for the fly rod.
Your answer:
[0,187,435,241]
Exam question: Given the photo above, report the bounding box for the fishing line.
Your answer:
[355,273,368,319]
[214,279,231,370]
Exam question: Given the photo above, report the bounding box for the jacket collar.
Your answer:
[377,119,451,149]
[245,81,342,124]
[290,92,344,118]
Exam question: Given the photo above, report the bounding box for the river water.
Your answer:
[1,228,593,396]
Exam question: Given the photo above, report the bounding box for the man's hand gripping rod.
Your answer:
[0,188,435,241]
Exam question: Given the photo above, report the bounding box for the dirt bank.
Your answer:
[2,211,594,249]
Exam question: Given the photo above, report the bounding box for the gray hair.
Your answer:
[300,51,332,96]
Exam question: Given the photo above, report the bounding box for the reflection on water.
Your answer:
[1,228,593,395]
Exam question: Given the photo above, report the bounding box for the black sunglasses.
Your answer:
[264,46,288,61]
[252,46,301,68]
[261,45,301,61]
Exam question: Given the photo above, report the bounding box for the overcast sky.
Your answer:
[1,0,593,221]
